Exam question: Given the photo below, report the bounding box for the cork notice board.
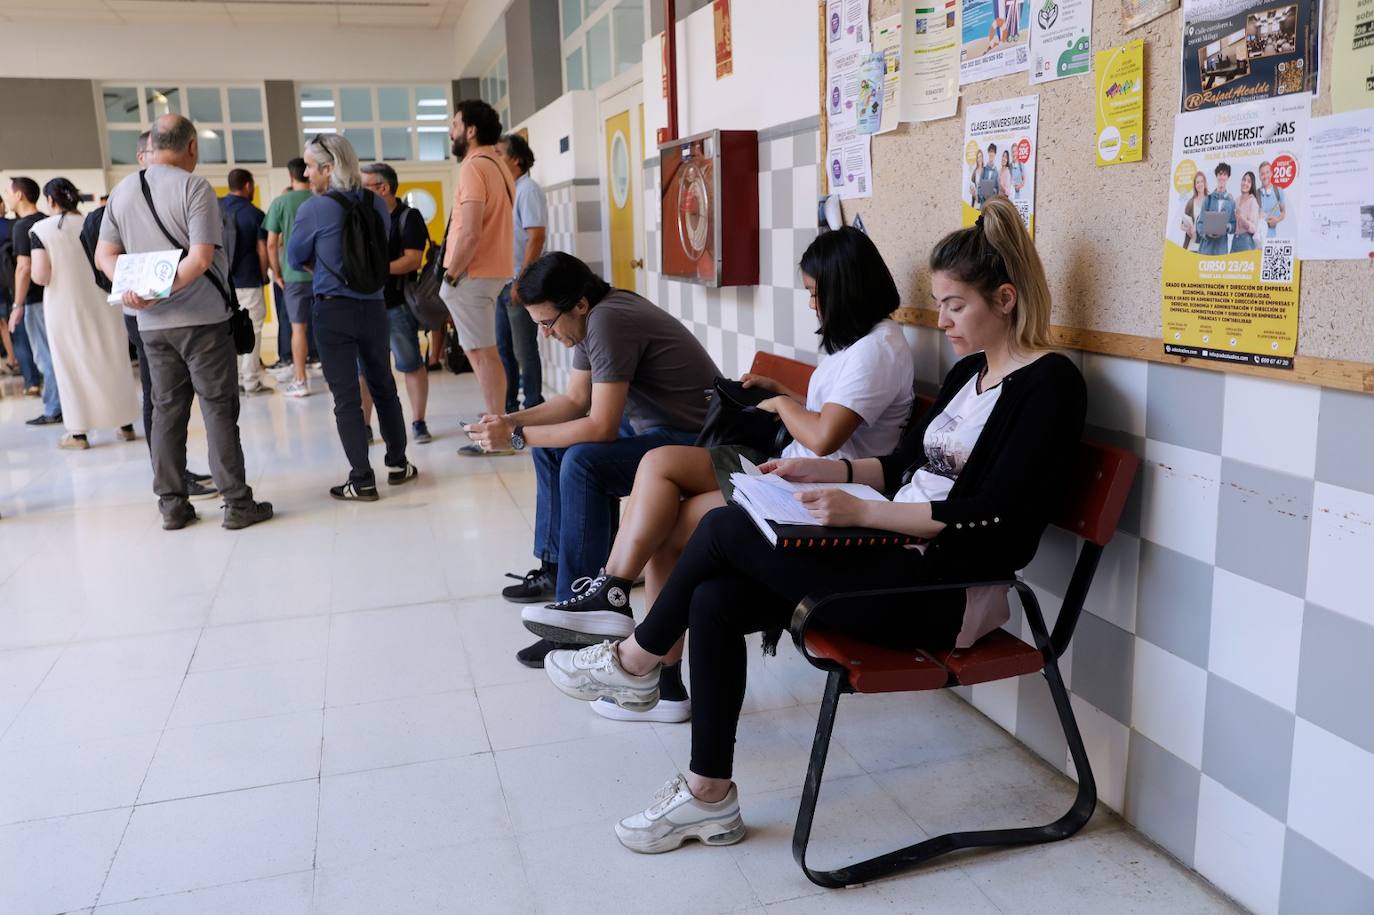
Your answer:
[830,0,1374,392]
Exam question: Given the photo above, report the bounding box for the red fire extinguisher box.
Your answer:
[659,128,759,287]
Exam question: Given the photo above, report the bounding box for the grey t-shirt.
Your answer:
[100,164,230,331]
[573,289,720,434]
[511,174,547,278]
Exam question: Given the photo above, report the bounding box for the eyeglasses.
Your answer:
[537,310,566,331]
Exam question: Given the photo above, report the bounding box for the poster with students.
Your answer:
[1161,95,1310,368]
[961,0,1031,84]
[1180,0,1321,112]
[960,95,1039,234]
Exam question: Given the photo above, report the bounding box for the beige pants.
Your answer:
[234,286,267,383]
[439,275,504,350]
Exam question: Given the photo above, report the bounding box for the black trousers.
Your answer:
[634,505,963,780]
[124,313,154,445]
[313,296,407,486]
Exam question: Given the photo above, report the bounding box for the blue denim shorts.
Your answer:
[386,305,423,373]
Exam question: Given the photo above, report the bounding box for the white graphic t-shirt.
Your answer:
[894,372,1001,505]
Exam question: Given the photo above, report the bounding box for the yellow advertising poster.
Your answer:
[1095,40,1145,165]
[1161,95,1310,368]
[1333,0,1374,112]
[961,95,1039,235]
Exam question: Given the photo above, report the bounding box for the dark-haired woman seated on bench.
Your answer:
[538,197,1087,854]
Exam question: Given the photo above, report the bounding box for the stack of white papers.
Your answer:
[107,249,181,306]
[729,456,888,525]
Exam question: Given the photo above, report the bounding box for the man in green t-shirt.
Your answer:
[264,157,317,395]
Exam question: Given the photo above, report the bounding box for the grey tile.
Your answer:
[1124,732,1201,867]
[772,168,792,231]
[1068,612,1135,725]
[1135,542,1213,668]
[1215,458,1314,598]
[706,291,721,328]
[1279,829,1374,915]
[757,138,772,172]
[1316,388,1374,495]
[585,261,604,281]
[793,130,819,167]
[1015,673,1069,765]
[758,230,772,286]
[1023,525,1079,597]
[770,287,794,347]
[1146,362,1224,453]
[645,230,658,273]
[575,201,601,232]
[720,331,737,381]
[1297,603,1374,756]
[737,290,754,336]
[1201,674,1295,820]
[794,228,818,272]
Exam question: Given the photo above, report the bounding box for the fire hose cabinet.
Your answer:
[659,128,759,287]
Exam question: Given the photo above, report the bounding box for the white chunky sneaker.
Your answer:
[615,775,745,854]
[544,641,659,711]
[592,697,691,723]
[521,573,636,644]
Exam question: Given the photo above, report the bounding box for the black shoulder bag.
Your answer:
[138,170,255,355]
[694,377,795,455]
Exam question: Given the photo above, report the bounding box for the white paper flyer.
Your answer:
[107,250,181,306]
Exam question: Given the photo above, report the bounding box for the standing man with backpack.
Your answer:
[361,162,432,444]
[220,168,270,395]
[441,99,516,448]
[7,176,63,425]
[289,133,417,501]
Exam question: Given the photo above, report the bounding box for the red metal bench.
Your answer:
[749,350,816,398]
[788,422,1140,888]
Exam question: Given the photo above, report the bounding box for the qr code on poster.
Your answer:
[1261,240,1294,284]
[1014,200,1031,228]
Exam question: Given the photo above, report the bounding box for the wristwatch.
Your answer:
[511,425,526,451]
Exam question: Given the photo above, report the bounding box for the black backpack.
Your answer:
[323,189,389,295]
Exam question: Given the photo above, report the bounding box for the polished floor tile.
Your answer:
[0,371,1240,912]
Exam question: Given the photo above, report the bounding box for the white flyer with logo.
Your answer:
[107,249,181,306]
[1030,0,1093,83]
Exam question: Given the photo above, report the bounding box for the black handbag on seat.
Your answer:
[694,377,794,455]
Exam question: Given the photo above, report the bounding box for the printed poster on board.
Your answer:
[900,0,962,121]
[1332,0,1374,112]
[827,0,871,52]
[1180,0,1321,112]
[1161,95,1310,368]
[827,49,867,129]
[1298,108,1374,259]
[1095,39,1146,165]
[1031,0,1094,83]
[827,127,874,199]
[714,0,733,78]
[960,95,1039,234]
[873,14,904,133]
[1122,0,1179,30]
[856,53,888,133]
[960,0,1031,84]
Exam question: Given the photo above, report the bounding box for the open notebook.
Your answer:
[728,457,920,550]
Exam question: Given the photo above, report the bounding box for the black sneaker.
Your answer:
[162,503,198,531]
[412,420,432,444]
[223,500,274,530]
[502,564,557,604]
[516,638,578,669]
[187,470,213,484]
[330,480,379,502]
[186,477,218,501]
[519,573,636,645]
[387,462,419,485]
[26,413,62,426]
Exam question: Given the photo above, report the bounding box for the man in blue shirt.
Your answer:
[495,133,546,414]
[1257,160,1286,239]
[220,169,269,395]
[1198,162,1237,256]
[288,133,416,502]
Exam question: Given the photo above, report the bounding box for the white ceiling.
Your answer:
[0,0,471,28]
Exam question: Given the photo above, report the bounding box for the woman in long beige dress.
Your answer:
[28,179,138,450]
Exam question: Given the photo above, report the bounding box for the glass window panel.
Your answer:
[561,0,581,36]
[103,86,140,124]
[587,17,612,88]
[339,87,373,122]
[299,86,336,125]
[107,129,140,165]
[197,127,226,164]
[414,85,447,121]
[146,87,181,118]
[231,129,267,163]
[417,127,449,161]
[380,127,412,160]
[343,127,376,160]
[586,0,611,12]
[613,1,644,74]
[379,86,409,121]
[228,87,263,123]
[187,87,222,123]
[566,46,585,91]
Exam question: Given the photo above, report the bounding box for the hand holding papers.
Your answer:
[107,249,181,307]
[729,457,907,549]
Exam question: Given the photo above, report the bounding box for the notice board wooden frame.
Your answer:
[817,0,1374,394]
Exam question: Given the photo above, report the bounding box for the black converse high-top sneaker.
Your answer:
[520,572,636,645]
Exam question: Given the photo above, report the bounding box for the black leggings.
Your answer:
[634,505,963,779]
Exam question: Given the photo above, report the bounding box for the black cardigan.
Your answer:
[877,351,1087,581]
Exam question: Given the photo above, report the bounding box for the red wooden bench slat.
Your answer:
[750,351,816,398]
[803,629,948,693]
[1052,442,1139,547]
[934,629,1045,685]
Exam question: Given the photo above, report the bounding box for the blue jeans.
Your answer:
[386,306,424,373]
[494,281,544,414]
[6,310,40,387]
[533,427,699,600]
[25,303,61,418]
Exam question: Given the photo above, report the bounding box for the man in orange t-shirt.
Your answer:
[440,99,516,448]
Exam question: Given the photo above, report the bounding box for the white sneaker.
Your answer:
[282,378,311,398]
[544,641,659,711]
[592,696,691,723]
[240,377,269,395]
[269,363,295,381]
[615,775,745,854]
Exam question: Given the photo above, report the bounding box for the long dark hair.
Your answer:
[798,226,900,355]
[43,178,81,213]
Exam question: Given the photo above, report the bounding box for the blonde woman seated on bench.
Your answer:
[519,227,916,721]
[538,197,1086,853]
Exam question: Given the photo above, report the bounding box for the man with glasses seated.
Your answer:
[465,252,719,668]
